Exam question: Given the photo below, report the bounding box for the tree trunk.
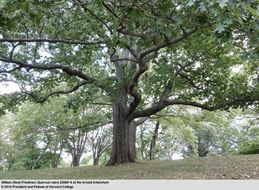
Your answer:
[140,126,147,160]
[51,154,59,168]
[51,143,64,168]
[52,161,58,168]
[93,150,100,165]
[198,138,209,157]
[72,156,80,167]
[107,48,144,165]
[149,121,160,160]
[107,109,134,165]
[93,158,99,165]
[107,90,136,165]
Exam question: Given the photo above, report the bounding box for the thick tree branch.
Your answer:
[0,66,21,74]
[140,28,197,58]
[140,27,197,58]
[175,44,218,76]
[125,44,140,61]
[127,87,142,117]
[159,80,174,102]
[57,121,112,131]
[132,99,225,119]
[9,42,21,60]
[158,44,218,102]
[127,64,148,117]
[24,80,88,103]
[178,72,202,90]
[135,117,149,126]
[110,58,137,63]
[0,38,103,45]
[118,29,146,39]
[0,57,106,89]
[133,90,259,119]
[101,2,119,18]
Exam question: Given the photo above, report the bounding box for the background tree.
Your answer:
[149,121,160,160]
[0,112,20,171]
[236,108,259,155]
[87,126,112,165]
[8,100,67,170]
[62,103,110,167]
[0,96,110,169]
[64,129,88,167]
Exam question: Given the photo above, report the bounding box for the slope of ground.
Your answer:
[0,155,258,179]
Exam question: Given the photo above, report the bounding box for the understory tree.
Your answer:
[87,125,112,165]
[0,97,109,169]
[136,107,258,159]
[0,112,16,170]
[7,100,68,170]
[0,0,258,165]
[136,120,180,160]
[236,108,259,155]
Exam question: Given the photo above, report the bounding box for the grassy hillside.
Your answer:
[0,155,258,179]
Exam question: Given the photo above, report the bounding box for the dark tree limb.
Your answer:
[157,44,218,103]
[24,80,88,103]
[73,0,113,34]
[140,27,197,58]
[118,30,146,39]
[56,121,112,131]
[125,44,140,61]
[0,38,103,45]
[159,80,174,102]
[0,56,107,90]
[175,44,218,76]
[101,2,119,18]
[178,72,202,90]
[135,117,149,126]
[0,66,21,74]
[9,42,21,60]
[110,58,137,63]
[102,2,145,39]
[136,94,258,119]
[132,99,226,119]
[127,64,147,117]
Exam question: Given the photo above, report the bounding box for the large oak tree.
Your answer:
[0,0,258,165]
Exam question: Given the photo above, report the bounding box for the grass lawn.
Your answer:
[0,154,258,179]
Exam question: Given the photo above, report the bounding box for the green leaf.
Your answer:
[31,14,42,26]
[214,23,225,33]
[197,2,207,12]
[187,0,195,7]
[218,0,229,9]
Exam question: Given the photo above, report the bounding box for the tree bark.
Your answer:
[107,88,136,165]
[107,107,133,165]
[107,114,139,165]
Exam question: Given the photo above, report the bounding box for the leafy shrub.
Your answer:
[239,140,259,155]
